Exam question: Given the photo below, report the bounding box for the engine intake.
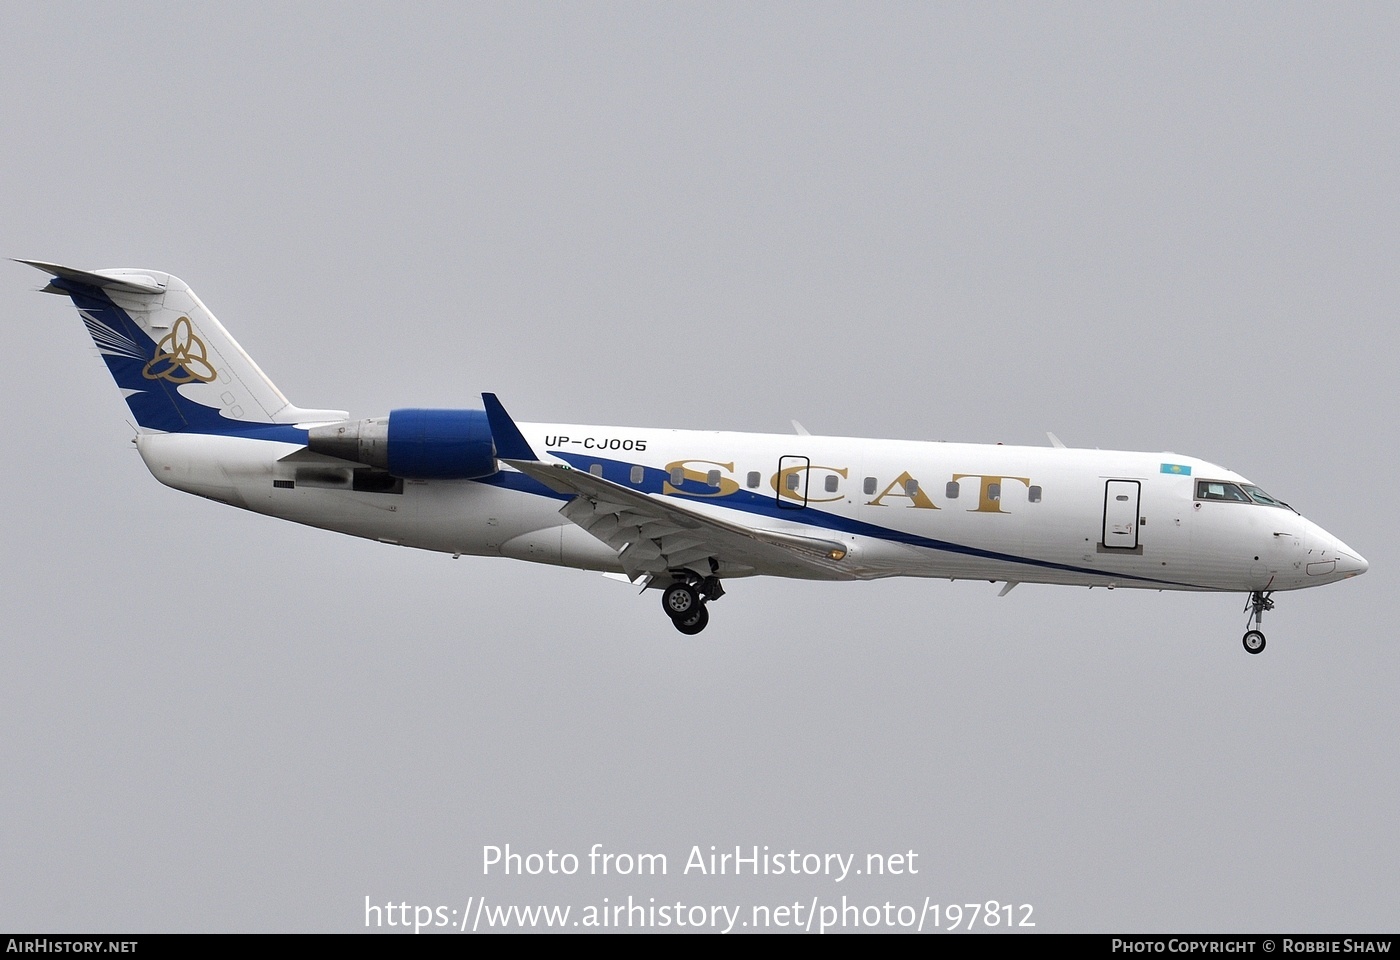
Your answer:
[306,408,498,479]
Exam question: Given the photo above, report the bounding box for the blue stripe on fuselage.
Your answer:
[544,450,1203,589]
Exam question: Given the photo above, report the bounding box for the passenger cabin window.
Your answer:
[1196,480,1251,503]
[987,482,1001,502]
[1028,485,1042,503]
[864,477,877,495]
[706,469,722,488]
[824,474,839,493]
[747,471,761,489]
[630,465,645,484]
[904,478,920,496]
[786,473,801,491]
[670,467,685,486]
[589,463,604,477]
[946,481,960,499]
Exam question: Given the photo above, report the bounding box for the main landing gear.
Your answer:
[1241,590,1275,655]
[661,574,724,635]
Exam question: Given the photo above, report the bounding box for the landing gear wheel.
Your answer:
[662,582,701,620]
[1242,590,1274,655]
[673,604,710,635]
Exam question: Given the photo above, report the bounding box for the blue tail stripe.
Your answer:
[58,278,303,441]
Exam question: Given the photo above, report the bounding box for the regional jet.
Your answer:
[24,260,1368,653]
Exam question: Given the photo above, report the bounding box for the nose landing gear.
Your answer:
[1241,590,1274,654]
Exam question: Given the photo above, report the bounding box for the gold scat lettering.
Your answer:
[770,465,849,503]
[865,471,939,509]
[952,474,1031,513]
[663,460,739,498]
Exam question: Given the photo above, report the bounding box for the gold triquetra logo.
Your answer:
[142,316,216,383]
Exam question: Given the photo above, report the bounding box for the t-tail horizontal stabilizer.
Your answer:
[18,259,167,295]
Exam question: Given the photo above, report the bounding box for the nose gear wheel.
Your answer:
[1241,590,1274,655]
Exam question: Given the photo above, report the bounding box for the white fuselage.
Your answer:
[134,422,1366,595]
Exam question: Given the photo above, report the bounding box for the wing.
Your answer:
[480,392,855,581]
[503,458,856,582]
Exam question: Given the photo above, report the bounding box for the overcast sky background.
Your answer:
[2,2,1397,933]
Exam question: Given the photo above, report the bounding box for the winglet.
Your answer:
[482,393,539,461]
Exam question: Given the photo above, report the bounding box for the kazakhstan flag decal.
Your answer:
[1160,463,1192,476]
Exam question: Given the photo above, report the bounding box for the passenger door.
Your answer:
[1103,480,1141,549]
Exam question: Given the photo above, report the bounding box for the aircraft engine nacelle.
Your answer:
[306,408,498,479]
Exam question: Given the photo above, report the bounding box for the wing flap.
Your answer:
[505,458,854,580]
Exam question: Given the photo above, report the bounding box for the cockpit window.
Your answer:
[1196,480,1251,502]
[1241,484,1294,511]
[1195,480,1295,511]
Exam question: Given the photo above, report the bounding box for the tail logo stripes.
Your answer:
[142,316,217,384]
[79,308,146,363]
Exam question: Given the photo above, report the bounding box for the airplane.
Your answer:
[24,259,1368,654]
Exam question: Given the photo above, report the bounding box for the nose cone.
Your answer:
[1336,545,1369,578]
[1307,520,1368,582]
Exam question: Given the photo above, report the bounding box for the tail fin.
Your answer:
[21,260,347,434]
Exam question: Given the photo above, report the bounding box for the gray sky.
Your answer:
[2,2,1396,933]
